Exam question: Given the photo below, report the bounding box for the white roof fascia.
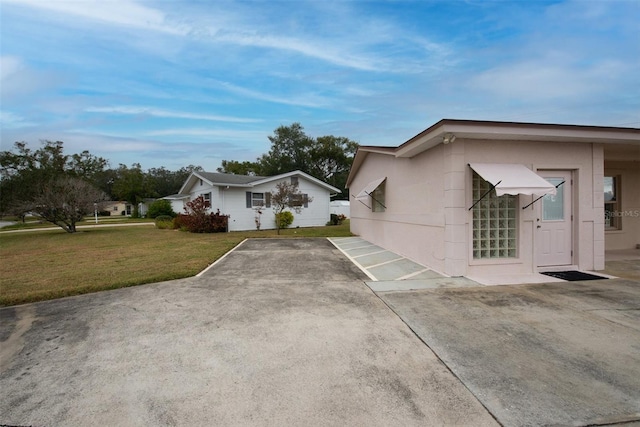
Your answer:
[250,170,341,193]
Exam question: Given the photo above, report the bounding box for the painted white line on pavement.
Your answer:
[196,238,248,277]
[327,237,378,281]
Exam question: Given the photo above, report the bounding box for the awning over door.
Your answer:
[355,177,386,200]
[469,163,556,197]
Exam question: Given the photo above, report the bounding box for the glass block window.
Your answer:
[472,172,517,259]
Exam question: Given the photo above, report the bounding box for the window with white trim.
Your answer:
[252,192,264,207]
[203,192,211,208]
[472,172,517,259]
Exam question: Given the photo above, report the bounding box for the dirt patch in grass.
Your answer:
[0,222,352,306]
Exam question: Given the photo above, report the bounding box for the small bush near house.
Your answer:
[155,215,174,229]
[178,211,229,233]
[329,213,347,225]
[147,199,175,219]
[179,196,229,233]
[172,215,186,230]
[275,211,294,229]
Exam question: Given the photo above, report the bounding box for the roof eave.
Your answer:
[252,170,341,193]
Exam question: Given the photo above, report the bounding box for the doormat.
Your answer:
[541,270,608,281]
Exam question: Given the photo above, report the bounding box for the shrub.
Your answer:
[330,213,347,225]
[155,215,174,229]
[147,199,175,219]
[172,215,186,231]
[275,211,294,229]
[179,196,229,233]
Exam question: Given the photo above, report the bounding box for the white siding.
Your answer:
[181,175,334,232]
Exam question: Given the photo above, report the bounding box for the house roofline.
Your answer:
[251,170,341,193]
[178,170,341,195]
[347,119,640,187]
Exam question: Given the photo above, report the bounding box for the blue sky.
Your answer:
[1,0,639,171]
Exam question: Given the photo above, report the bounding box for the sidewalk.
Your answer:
[0,222,155,233]
[329,237,479,291]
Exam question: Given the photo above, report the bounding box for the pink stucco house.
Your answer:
[346,119,640,279]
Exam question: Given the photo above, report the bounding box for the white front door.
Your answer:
[537,171,573,267]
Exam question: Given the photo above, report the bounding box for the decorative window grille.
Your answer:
[472,172,517,259]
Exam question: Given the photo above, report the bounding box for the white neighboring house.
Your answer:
[164,170,341,231]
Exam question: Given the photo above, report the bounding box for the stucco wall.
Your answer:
[605,160,640,250]
[349,146,447,273]
[463,139,601,275]
[351,139,605,277]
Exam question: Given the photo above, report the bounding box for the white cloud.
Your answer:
[469,57,631,101]
[213,80,333,109]
[3,0,187,35]
[85,106,262,123]
[214,31,379,72]
[0,56,64,101]
[0,110,35,129]
[0,56,23,80]
[145,128,266,140]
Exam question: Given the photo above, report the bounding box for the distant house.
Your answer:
[166,170,341,231]
[102,201,131,216]
[347,119,640,278]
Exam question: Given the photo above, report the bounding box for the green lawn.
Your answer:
[0,221,352,306]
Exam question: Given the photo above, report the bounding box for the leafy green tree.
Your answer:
[146,164,202,197]
[112,163,152,218]
[217,160,262,176]
[258,123,314,176]
[0,141,108,225]
[309,135,359,196]
[218,123,358,198]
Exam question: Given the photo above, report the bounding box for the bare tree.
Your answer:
[31,176,107,233]
[270,181,313,234]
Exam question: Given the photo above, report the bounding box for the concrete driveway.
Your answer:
[0,238,497,426]
[380,280,640,426]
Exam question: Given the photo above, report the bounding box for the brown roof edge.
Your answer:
[398,118,640,151]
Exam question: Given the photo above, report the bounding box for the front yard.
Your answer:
[0,221,351,306]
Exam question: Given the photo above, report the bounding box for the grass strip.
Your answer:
[0,222,352,306]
